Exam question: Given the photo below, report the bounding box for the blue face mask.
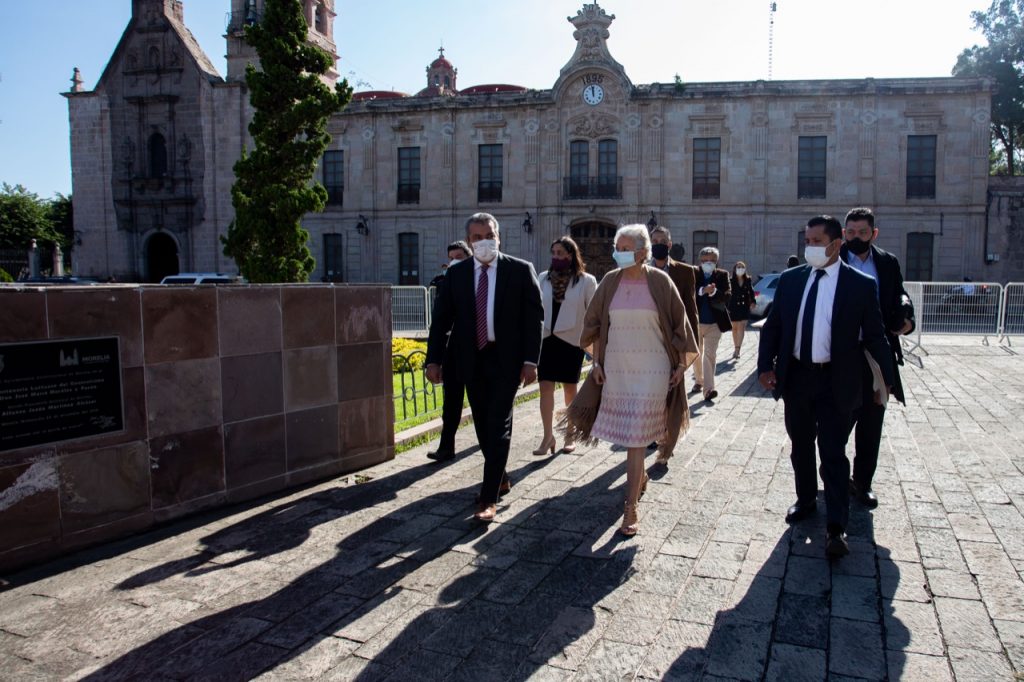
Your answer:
[612,250,637,269]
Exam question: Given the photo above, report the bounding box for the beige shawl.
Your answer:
[561,266,700,455]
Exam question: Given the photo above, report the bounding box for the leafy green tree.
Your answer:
[0,183,60,249]
[954,0,1024,175]
[222,0,352,282]
[48,193,74,252]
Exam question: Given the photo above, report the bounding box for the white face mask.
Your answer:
[612,250,638,268]
[735,268,746,277]
[701,262,716,275]
[448,258,462,269]
[473,239,498,263]
[804,245,829,269]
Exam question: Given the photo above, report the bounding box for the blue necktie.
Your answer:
[800,269,826,364]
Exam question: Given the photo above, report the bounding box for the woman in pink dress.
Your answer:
[562,225,698,536]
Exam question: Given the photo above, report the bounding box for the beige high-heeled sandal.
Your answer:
[562,434,576,454]
[532,434,556,456]
[620,500,639,536]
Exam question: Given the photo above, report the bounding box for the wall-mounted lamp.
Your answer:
[646,211,658,230]
[522,212,534,234]
[355,214,370,235]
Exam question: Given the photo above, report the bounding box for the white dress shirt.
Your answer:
[793,259,841,363]
[474,256,498,342]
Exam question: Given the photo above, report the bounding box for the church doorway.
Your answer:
[146,232,179,283]
[570,221,617,280]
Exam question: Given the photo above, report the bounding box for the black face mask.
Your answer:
[651,243,670,260]
[846,238,871,255]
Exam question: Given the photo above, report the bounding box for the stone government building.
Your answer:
[66,0,1024,284]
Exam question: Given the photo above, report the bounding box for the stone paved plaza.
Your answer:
[1,334,1023,681]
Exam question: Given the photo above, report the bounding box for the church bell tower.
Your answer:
[226,0,339,85]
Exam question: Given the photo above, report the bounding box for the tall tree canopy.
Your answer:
[954,0,1024,175]
[222,0,352,282]
[0,184,70,250]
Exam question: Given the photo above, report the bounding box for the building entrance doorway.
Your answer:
[570,221,617,280]
[146,232,179,283]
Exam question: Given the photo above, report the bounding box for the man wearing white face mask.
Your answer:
[757,215,894,559]
[425,213,543,523]
[693,247,732,402]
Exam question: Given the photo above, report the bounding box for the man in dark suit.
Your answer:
[426,213,544,522]
[694,247,732,401]
[758,215,894,558]
[427,240,472,462]
[841,208,916,509]
[650,227,700,345]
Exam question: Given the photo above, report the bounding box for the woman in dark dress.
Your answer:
[728,260,756,359]
[535,237,597,455]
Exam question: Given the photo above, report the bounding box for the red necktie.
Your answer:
[476,263,489,350]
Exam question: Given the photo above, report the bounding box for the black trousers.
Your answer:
[851,358,886,491]
[783,361,854,530]
[438,367,465,451]
[464,345,517,505]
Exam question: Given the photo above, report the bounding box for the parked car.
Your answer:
[160,272,239,284]
[11,276,101,286]
[751,273,781,318]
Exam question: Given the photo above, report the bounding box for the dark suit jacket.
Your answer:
[696,268,732,332]
[757,262,895,415]
[426,253,543,387]
[838,243,916,404]
[663,259,700,346]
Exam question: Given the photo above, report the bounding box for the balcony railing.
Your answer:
[397,184,420,204]
[477,183,503,203]
[563,176,622,200]
[226,9,262,34]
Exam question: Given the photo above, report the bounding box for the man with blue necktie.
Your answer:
[758,215,894,558]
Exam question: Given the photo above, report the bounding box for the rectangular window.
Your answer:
[905,232,934,281]
[907,135,937,199]
[796,230,806,261]
[798,136,827,199]
[477,144,503,203]
[397,147,420,204]
[692,137,721,199]
[398,232,419,285]
[597,139,618,198]
[322,150,343,206]
[323,233,343,282]
[570,140,588,181]
[693,230,719,264]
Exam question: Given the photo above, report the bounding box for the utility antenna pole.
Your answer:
[768,2,777,80]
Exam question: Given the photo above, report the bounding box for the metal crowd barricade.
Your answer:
[902,281,924,356]
[999,283,1024,344]
[391,286,431,336]
[914,281,1003,345]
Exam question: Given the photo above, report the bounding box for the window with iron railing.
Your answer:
[398,147,420,204]
[478,144,503,203]
[798,136,827,199]
[906,232,934,281]
[322,150,343,206]
[907,135,937,199]
[693,137,721,199]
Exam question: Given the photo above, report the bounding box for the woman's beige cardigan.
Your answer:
[561,266,700,456]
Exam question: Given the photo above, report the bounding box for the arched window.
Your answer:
[315,2,328,33]
[444,75,450,88]
[148,133,168,178]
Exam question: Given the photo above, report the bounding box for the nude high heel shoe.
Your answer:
[620,500,639,536]
[562,434,576,454]
[533,434,556,456]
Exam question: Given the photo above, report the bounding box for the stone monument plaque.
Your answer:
[0,337,123,451]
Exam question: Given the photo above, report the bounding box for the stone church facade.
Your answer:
[68,1,1014,284]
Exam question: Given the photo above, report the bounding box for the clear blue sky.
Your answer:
[0,0,992,199]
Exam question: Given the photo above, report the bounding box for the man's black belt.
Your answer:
[795,358,831,370]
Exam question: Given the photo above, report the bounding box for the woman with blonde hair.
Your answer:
[728,260,756,359]
[535,237,598,455]
[561,224,698,535]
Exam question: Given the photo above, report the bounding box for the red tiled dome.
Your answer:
[352,90,410,101]
[459,84,528,95]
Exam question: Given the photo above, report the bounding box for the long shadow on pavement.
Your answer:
[83,449,639,680]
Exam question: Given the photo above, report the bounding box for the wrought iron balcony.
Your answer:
[563,176,622,200]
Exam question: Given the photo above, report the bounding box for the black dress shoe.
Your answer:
[826,528,850,558]
[785,500,817,524]
[704,390,718,401]
[427,447,455,462]
[849,479,879,509]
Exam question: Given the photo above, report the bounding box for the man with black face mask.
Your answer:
[840,207,915,509]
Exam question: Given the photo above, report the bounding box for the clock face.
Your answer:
[582,83,604,106]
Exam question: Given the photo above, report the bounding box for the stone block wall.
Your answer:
[0,284,393,573]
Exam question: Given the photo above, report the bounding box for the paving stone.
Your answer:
[774,592,829,649]
[258,593,364,649]
[933,597,1003,652]
[634,553,694,596]
[322,655,389,681]
[153,616,276,678]
[993,619,1024,672]
[256,636,359,680]
[426,566,504,608]
[528,606,608,671]
[672,576,734,625]
[880,559,931,603]
[924,567,981,600]
[946,646,1015,682]
[448,639,529,682]
[704,613,771,680]
[637,618,711,680]
[355,602,455,666]
[481,560,555,605]
[379,647,462,682]
[419,598,507,658]
[727,573,782,623]
[659,524,709,558]
[829,618,885,680]
[190,640,289,680]
[884,599,944,656]
[831,575,881,622]
[331,587,425,643]
[692,541,747,580]
[764,642,826,682]
[886,651,954,681]
[783,555,830,596]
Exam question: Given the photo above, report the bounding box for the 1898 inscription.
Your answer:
[0,337,123,451]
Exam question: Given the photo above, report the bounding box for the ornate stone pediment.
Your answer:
[567,112,620,139]
[552,2,632,100]
[473,113,507,129]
